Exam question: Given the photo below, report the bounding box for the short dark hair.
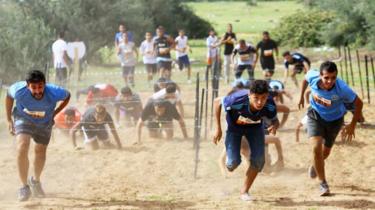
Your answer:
[26,70,46,84]
[157,25,165,31]
[121,86,132,95]
[165,83,177,94]
[249,80,269,95]
[64,107,76,116]
[282,51,290,57]
[239,39,246,45]
[90,87,100,94]
[320,61,338,74]
[263,31,269,35]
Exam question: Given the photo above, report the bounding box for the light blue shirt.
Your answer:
[306,70,356,121]
[8,81,69,124]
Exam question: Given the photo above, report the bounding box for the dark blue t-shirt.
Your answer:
[284,53,311,69]
[222,89,277,132]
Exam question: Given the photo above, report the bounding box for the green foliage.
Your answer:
[0,3,52,83]
[306,0,375,48]
[272,10,333,47]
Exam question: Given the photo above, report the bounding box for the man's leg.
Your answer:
[163,121,174,139]
[291,68,299,88]
[218,148,228,177]
[33,143,47,182]
[17,134,31,186]
[241,126,265,196]
[246,66,254,81]
[265,136,284,169]
[277,104,290,128]
[311,136,326,182]
[223,55,231,83]
[235,66,244,79]
[224,131,242,172]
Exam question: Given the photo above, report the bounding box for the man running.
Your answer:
[221,23,237,83]
[256,31,279,79]
[154,26,174,79]
[70,104,122,150]
[52,31,70,87]
[175,29,192,83]
[140,32,157,85]
[298,61,363,196]
[213,80,279,201]
[114,23,134,49]
[6,70,70,201]
[118,33,138,87]
[114,86,142,126]
[283,51,311,87]
[232,39,257,81]
[136,99,188,144]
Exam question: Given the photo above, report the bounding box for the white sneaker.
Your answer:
[240,193,253,201]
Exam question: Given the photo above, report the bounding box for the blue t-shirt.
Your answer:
[222,89,277,132]
[8,81,69,124]
[284,53,311,69]
[306,70,356,121]
[115,31,134,44]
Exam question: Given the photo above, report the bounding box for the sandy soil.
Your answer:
[0,73,375,210]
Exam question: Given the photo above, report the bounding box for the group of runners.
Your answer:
[5,22,365,203]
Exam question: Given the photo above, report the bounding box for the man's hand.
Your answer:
[341,123,356,142]
[213,129,222,145]
[298,96,305,110]
[8,121,15,135]
[267,125,277,135]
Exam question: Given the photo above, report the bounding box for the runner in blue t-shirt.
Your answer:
[5,70,70,201]
[213,80,279,201]
[283,51,311,88]
[298,61,363,196]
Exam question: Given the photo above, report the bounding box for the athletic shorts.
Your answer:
[177,55,190,70]
[13,114,54,145]
[122,66,135,77]
[82,125,109,143]
[306,107,344,148]
[157,61,172,71]
[293,64,304,74]
[145,64,157,74]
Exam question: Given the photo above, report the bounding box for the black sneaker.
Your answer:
[320,181,330,196]
[28,177,45,198]
[18,185,31,202]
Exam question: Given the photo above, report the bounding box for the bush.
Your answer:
[272,10,333,47]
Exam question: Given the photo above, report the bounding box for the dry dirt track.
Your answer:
[0,78,375,210]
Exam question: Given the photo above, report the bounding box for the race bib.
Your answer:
[240,54,251,62]
[236,115,261,125]
[264,49,273,57]
[313,94,332,107]
[23,108,46,118]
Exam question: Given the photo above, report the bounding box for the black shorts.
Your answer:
[157,61,172,71]
[14,115,54,145]
[306,107,344,148]
[82,124,109,142]
[145,64,157,74]
[294,64,304,74]
[260,58,275,72]
[177,55,190,70]
[122,66,135,76]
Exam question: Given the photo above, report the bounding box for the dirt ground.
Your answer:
[0,69,375,210]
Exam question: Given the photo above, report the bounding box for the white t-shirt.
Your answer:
[52,39,68,68]
[119,42,136,67]
[175,35,188,58]
[206,36,219,58]
[152,88,181,105]
[139,40,157,64]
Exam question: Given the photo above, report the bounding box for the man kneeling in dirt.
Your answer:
[70,104,122,150]
[136,99,188,144]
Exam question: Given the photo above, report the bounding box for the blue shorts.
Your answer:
[178,55,190,70]
[225,125,265,172]
[14,115,54,145]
